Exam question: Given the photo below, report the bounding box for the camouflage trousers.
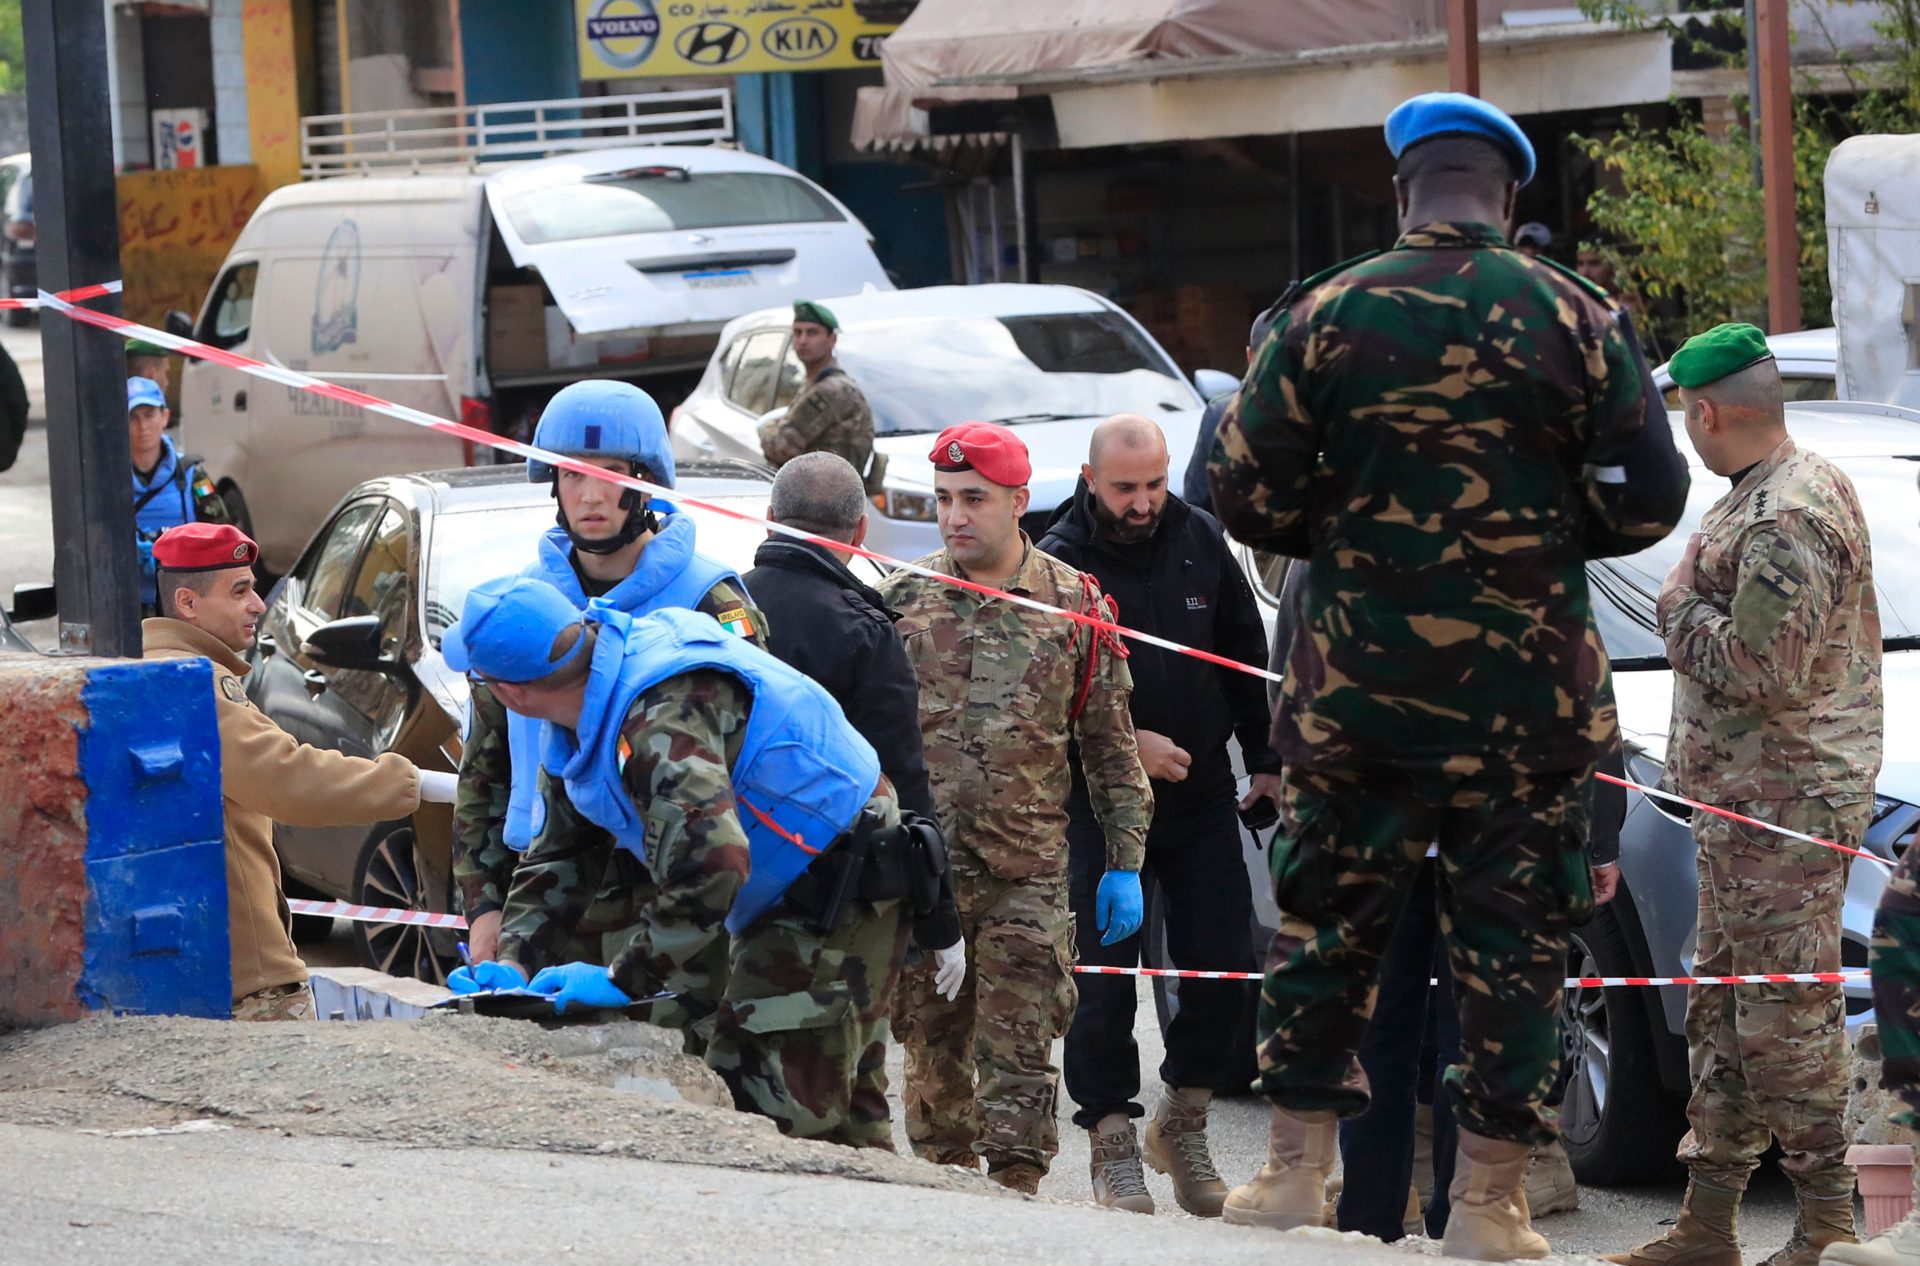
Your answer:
[1255,762,1594,1146]
[705,897,909,1148]
[1680,795,1864,1197]
[1873,838,1920,1128]
[894,850,1076,1171]
[231,981,314,1022]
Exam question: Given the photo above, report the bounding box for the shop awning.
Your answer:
[852,0,1673,152]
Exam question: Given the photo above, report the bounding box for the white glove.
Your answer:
[933,939,967,1002]
[417,770,459,805]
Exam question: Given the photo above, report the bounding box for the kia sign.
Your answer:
[576,0,916,78]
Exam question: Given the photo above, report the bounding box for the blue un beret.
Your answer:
[1385,92,1536,187]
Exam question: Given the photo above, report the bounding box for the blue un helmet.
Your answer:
[442,574,590,685]
[528,380,676,554]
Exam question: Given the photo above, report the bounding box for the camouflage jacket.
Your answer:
[1209,221,1688,773]
[876,540,1151,879]
[497,669,898,1001]
[451,574,763,920]
[1659,437,1883,801]
[758,364,874,472]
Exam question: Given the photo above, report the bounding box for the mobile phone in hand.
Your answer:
[1238,798,1280,834]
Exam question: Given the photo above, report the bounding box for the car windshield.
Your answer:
[501,170,843,245]
[422,504,552,646]
[1590,452,1920,664]
[836,312,1193,435]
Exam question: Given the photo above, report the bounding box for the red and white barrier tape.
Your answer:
[29,285,1892,873]
[285,900,1869,990]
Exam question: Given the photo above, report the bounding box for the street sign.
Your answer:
[575,0,915,78]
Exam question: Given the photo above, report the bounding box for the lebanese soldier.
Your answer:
[130,376,232,615]
[442,575,943,1146]
[1612,324,1882,1266]
[452,380,762,986]
[878,421,1153,1193]
[757,300,884,495]
[127,337,171,395]
[142,523,451,1019]
[1208,92,1688,1259]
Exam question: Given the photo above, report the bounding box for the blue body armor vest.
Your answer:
[133,436,209,607]
[499,514,743,849]
[544,605,881,934]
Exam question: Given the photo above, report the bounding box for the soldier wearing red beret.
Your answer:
[877,423,1153,1191]
[141,523,453,1020]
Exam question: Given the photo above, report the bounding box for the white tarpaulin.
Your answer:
[1826,134,1920,406]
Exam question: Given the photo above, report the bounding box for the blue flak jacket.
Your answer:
[543,605,881,935]
[499,514,743,850]
[132,435,210,606]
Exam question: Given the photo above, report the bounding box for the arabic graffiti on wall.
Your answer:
[575,0,918,78]
[116,165,264,330]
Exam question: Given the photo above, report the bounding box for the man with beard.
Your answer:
[1039,413,1281,1216]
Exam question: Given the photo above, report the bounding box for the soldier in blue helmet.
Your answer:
[442,574,954,1147]
[450,379,767,993]
[129,375,233,615]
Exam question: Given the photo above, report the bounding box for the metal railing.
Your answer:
[300,88,734,178]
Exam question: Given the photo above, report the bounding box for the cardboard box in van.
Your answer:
[488,284,548,376]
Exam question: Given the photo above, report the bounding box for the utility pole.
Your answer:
[22,0,139,656]
[1449,0,1482,96]
[1757,0,1803,332]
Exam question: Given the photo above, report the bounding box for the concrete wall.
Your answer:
[0,656,229,1027]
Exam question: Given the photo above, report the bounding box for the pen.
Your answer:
[457,941,473,967]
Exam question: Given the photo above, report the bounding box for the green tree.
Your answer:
[1573,1,1920,342]
[0,0,22,94]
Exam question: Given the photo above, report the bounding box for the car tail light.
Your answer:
[459,395,493,465]
[4,219,33,244]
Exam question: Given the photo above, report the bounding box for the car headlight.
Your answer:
[874,485,936,522]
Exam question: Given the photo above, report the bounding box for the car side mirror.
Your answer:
[1193,368,1240,400]
[7,581,54,623]
[163,309,194,341]
[301,615,398,674]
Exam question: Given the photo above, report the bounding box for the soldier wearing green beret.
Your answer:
[127,337,171,396]
[1609,323,1882,1266]
[758,300,885,495]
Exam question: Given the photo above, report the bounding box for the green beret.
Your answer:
[125,337,168,358]
[1668,322,1774,390]
[791,300,838,332]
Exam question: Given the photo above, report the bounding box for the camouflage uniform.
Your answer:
[878,541,1152,1171]
[1872,843,1920,1128]
[1209,221,1689,1145]
[451,576,763,959]
[757,364,876,479]
[231,981,314,1022]
[1658,436,1882,1197]
[502,668,905,1146]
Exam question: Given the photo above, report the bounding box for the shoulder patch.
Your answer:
[220,675,249,704]
[715,606,756,639]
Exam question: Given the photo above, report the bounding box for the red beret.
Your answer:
[152,522,259,572]
[929,421,1031,488]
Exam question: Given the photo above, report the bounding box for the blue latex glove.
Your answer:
[1095,870,1144,946]
[447,959,527,994]
[528,961,633,1015]
[136,537,157,578]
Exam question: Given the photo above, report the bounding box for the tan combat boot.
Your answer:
[988,1161,1045,1195]
[1759,1192,1857,1266]
[1605,1180,1743,1266]
[1442,1129,1553,1261]
[1088,1115,1155,1215]
[1526,1138,1581,1216]
[1220,1105,1338,1230]
[1824,1151,1920,1265]
[1144,1087,1229,1217]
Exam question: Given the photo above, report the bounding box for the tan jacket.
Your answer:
[142,618,421,1000]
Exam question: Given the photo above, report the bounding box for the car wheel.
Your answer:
[1559,904,1686,1186]
[1146,873,1262,1095]
[350,821,458,985]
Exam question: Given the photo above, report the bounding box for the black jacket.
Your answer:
[743,536,958,947]
[1040,484,1281,792]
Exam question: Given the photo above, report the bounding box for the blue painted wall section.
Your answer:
[78,659,229,1018]
[460,0,579,105]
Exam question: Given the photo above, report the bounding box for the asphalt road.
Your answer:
[0,318,1814,1259]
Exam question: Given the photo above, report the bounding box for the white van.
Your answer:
[177,144,892,571]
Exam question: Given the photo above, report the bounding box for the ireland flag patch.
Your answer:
[716,607,756,640]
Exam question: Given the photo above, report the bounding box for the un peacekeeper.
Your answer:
[452,380,764,984]
[1208,91,1689,1259]
[1612,324,1883,1266]
[141,524,452,1020]
[442,575,941,1146]
[878,421,1153,1193]
[756,300,885,495]
[1828,807,1920,1265]
[130,375,232,615]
